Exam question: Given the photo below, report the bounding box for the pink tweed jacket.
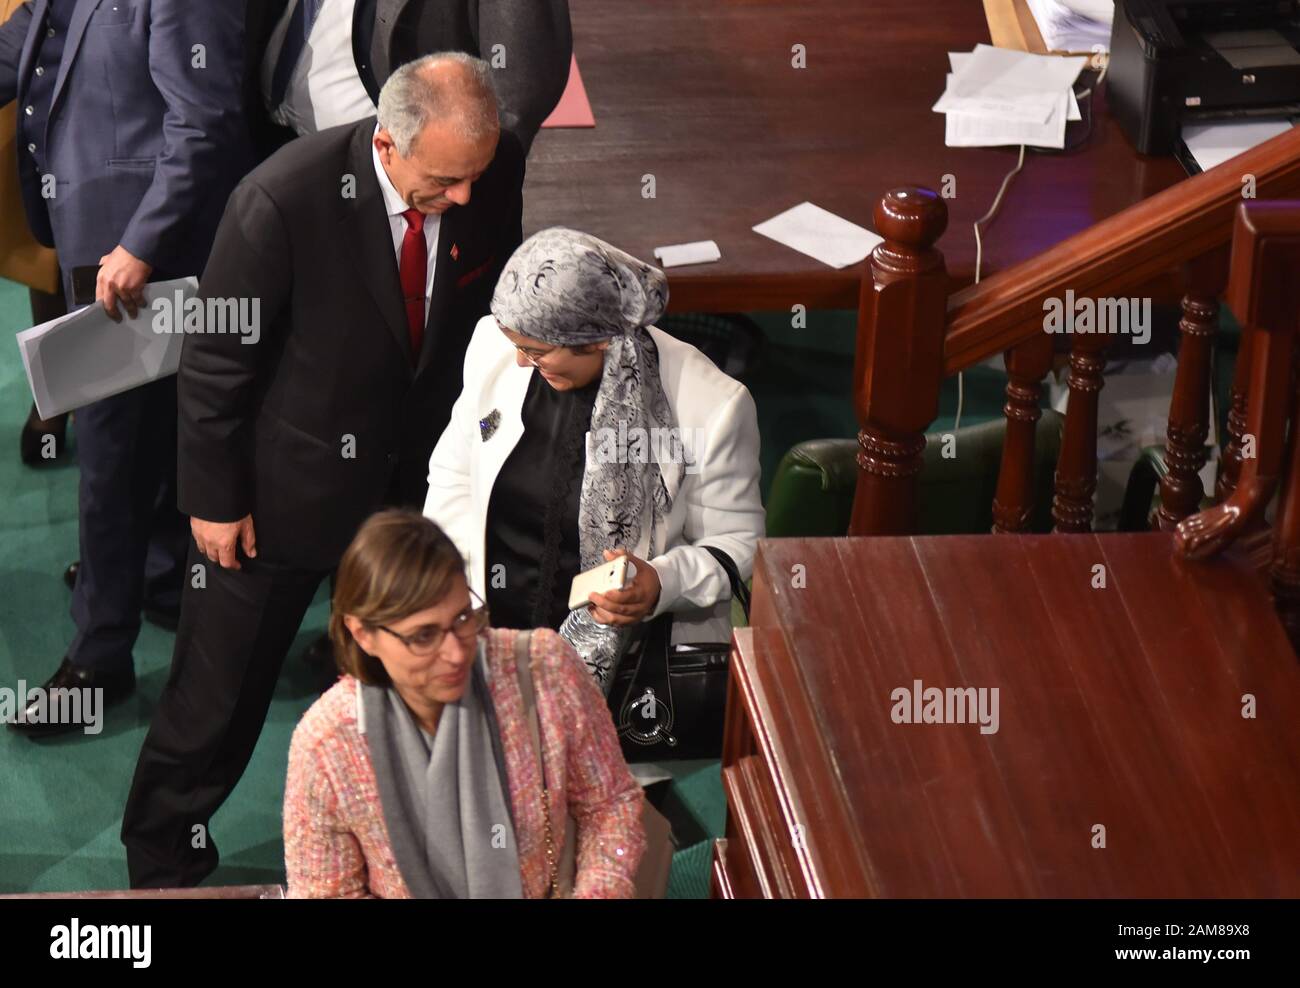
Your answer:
[283,627,646,898]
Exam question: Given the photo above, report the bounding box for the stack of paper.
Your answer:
[17,277,199,419]
[933,44,1087,148]
[1026,0,1113,54]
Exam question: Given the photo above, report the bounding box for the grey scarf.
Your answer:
[359,647,523,898]
[491,229,686,685]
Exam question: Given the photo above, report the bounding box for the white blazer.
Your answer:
[424,315,766,643]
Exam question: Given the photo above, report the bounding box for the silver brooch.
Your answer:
[479,409,501,441]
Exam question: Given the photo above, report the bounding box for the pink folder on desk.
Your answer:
[541,55,595,128]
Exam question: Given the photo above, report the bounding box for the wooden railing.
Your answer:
[1176,201,1300,647]
[850,125,1300,542]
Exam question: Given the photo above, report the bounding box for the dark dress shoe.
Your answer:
[6,658,135,738]
[64,561,79,591]
[20,404,68,466]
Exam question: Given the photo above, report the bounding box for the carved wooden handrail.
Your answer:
[850,125,1300,539]
[1174,202,1300,650]
[944,127,1300,375]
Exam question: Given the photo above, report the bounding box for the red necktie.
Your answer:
[399,208,427,360]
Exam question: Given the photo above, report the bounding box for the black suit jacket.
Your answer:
[243,0,571,160]
[178,117,524,570]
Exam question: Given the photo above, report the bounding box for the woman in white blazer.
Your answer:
[424,228,764,688]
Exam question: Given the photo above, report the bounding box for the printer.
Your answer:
[1109,0,1300,156]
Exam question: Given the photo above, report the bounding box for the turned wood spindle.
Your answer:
[849,187,949,536]
[1216,325,1253,501]
[992,334,1054,534]
[1156,251,1227,530]
[1052,332,1109,533]
[1155,291,1219,528]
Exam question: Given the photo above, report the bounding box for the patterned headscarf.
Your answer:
[492,229,682,684]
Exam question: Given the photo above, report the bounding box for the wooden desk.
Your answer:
[715,534,1300,897]
[525,0,1186,312]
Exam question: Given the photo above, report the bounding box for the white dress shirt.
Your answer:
[372,130,440,327]
[262,0,376,136]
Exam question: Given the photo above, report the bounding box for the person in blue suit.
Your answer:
[0,0,252,737]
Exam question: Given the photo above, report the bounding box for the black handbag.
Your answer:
[606,546,751,761]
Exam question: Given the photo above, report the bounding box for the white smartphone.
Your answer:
[568,556,630,610]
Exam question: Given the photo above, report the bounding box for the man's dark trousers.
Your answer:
[66,284,186,675]
[121,542,330,887]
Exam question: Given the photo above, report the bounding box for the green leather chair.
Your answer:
[765,410,1066,537]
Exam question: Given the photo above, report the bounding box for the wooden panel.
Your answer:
[711,839,735,900]
[724,534,1300,897]
[726,623,869,896]
[1096,535,1300,895]
[756,538,1032,896]
[896,535,1118,894]
[721,757,808,898]
[1017,535,1231,896]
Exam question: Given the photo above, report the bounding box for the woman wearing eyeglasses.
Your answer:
[282,508,645,898]
[423,227,765,688]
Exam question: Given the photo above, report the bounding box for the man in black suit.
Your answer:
[120,52,522,888]
[244,0,571,160]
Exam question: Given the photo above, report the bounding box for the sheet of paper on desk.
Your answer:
[948,53,1081,120]
[753,202,883,270]
[17,276,199,419]
[936,45,1086,148]
[1181,118,1296,172]
[935,45,1086,121]
[943,76,1073,148]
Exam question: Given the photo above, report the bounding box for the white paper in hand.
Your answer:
[17,276,200,419]
[753,202,883,269]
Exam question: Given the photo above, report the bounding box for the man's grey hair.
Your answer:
[377,52,499,156]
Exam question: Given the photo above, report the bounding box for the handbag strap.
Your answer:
[702,545,751,618]
[514,630,542,770]
[611,545,748,742]
[513,630,560,897]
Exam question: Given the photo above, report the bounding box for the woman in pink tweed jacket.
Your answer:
[283,510,646,898]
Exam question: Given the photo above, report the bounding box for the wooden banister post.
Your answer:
[1177,201,1300,562]
[1155,248,1229,530]
[992,334,1054,533]
[1052,332,1110,533]
[849,187,948,536]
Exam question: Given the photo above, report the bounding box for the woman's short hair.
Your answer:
[329,509,466,686]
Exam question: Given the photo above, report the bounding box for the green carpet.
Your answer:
[0,279,1001,897]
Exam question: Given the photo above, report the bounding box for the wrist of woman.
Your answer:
[645,557,675,619]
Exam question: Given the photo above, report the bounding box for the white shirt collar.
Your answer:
[372,126,411,219]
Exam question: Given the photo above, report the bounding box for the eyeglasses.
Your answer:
[376,589,490,657]
[499,326,604,369]
[512,341,570,369]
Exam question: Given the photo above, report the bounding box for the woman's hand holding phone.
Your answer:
[588,548,661,626]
